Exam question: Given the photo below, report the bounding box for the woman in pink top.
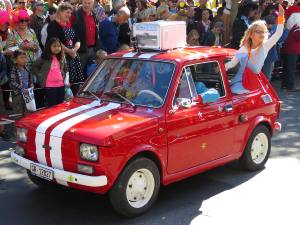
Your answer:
[32,38,69,107]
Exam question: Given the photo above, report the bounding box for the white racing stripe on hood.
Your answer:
[35,101,100,165]
[49,102,120,186]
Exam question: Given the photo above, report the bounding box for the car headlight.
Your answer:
[80,144,99,162]
[17,128,28,143]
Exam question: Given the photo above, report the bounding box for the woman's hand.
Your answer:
[69,49,77,59]
[65,48,76,58]
[278,3,284,17]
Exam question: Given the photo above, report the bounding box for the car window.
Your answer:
[188,61,226,97]
[173,68,198,106]
[82,59,175,108]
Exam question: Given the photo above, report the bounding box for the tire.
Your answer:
[240,125,271,171]
[27,170,54,188]
[109,157,160,217]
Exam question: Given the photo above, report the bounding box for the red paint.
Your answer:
[15,47,281,194]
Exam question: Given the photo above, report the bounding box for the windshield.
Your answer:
[81,59,175,108]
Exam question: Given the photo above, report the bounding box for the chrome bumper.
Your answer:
[274,122,282,133]
[11,151,107,187]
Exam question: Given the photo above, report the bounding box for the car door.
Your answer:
[166,60,235,174]
[224,57,263,154]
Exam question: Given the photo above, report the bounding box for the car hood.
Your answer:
[17,99,159,146]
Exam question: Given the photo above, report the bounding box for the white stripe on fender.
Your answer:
[35,101,100,165]
[138,53,159,59]
[49,102,120,186]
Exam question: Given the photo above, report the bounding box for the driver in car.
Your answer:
[112,62,155,101]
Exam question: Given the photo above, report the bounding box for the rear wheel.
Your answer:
[240,125,271,171]
[109,157,160,217]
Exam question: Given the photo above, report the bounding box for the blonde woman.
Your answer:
[225,3,285,94]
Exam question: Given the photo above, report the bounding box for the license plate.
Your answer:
[30,163,54,181]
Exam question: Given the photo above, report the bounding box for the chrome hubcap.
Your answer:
[126,169,155,208]
[251,133,269,164]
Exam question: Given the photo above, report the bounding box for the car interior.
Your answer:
[188,61,226,97]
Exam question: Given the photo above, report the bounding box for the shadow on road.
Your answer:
[0,160,261,225]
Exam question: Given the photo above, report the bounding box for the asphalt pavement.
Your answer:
[0,76,300,225]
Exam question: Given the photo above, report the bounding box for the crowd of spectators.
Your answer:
[0,0,300,140]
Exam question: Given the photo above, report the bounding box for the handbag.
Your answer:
[22,88,36,112]
[242,67,260,91]
[64,72,73,101]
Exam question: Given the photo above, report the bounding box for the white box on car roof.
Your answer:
[133,21,186,50]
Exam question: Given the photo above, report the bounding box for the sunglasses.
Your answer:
[18,2,26,4]
[19,19,29,23]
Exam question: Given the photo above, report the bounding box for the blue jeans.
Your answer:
[262,61,275,80]
[282,54,299,89]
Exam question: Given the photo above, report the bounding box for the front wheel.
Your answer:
[240,125,271,171]
[109,157,160,217]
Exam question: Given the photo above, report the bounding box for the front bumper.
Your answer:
[274,122,282,133]
[11,151,107,187]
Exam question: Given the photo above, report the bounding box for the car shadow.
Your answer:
[0,161,262,225]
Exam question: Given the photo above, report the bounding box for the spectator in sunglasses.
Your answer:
[13,0,33,17]
[6,10,41,69]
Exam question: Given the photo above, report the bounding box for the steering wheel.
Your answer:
[137,90,164,105]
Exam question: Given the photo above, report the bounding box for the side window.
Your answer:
[173,67,198,105]
[224,57,241,80]
[188,61,225,98]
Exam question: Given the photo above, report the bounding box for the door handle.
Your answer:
[224,104,233,112]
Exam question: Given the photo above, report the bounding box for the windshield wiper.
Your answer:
[104,91,136,107]
[81,90,101,103]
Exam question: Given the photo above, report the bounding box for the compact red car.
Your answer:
[11,46,281,217]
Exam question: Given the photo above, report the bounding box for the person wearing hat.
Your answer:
[29,1,45,49]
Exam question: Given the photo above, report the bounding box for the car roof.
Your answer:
[109,46,237,62]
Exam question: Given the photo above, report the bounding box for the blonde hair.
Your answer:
[240,20,268,58]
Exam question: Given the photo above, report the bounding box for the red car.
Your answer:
[11,46,281,217]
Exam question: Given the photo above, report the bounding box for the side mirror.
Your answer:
[175,98,192,109]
